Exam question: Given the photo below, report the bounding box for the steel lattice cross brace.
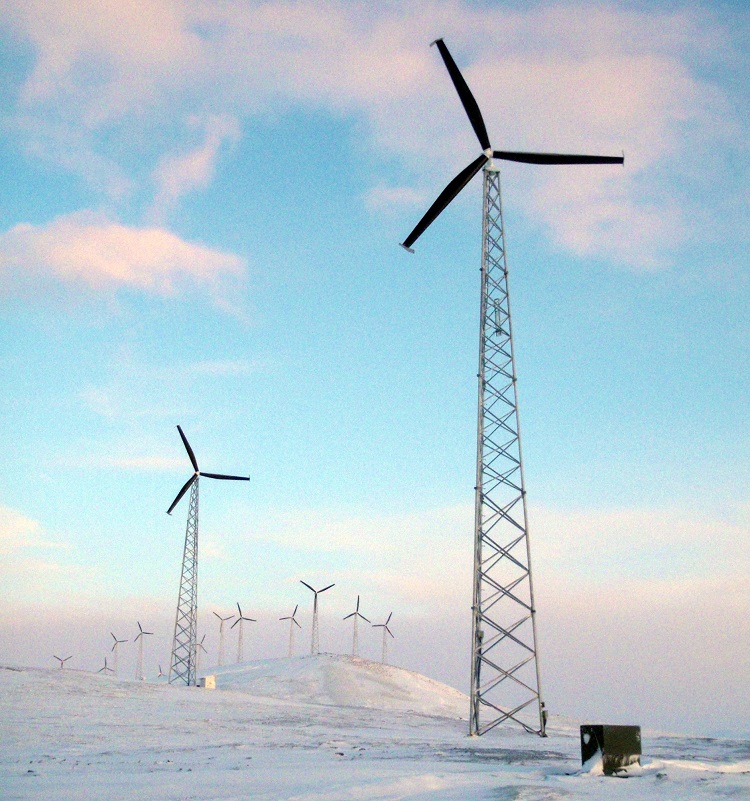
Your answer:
[169,478,199,686]
[470,166,544,736]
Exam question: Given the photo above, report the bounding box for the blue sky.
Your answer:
[1,0,749,736]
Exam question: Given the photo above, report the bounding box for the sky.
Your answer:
[0,0,749,738]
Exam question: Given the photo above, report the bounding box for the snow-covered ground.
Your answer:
[3,655,749,800]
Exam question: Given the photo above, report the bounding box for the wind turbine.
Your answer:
[372,613,394,665]
[196,634,208,676]
[343,595,370,657]
[300,581,334,655]
[279,605,302,657]
[166,425,249,686]
[213,611,235,666]
[98,657,114,675]
[157,665,166,678]
[110,632,127,678]
[231,603,256,663]
[400,38,623,738]
[52,655,72,670]
[134,621,153,680]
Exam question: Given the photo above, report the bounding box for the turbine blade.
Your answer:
[177,425,199,472]
[343,612,355,620]
[237,603,243,617]
[300,581,315,593]
[387,627,395,638]
[359,614,371,623]
[320,584,335,593]
[386,612,392,625]
[492,150,624,165]
[293,605,299,617]
[231,618,240,628]
[293,619,302,629]
[432,38,491,152]
[166,474,196,515]
[213,611,221,619]
[201,472,250,481]
[356,595,360,611]
[401,154,488,251]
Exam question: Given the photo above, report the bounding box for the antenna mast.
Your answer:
[469,163,544,736]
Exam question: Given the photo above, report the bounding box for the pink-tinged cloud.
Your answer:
[0,506,68,555]
[0,211,245,303]
[4,1,745,267]
[151,115,241,220]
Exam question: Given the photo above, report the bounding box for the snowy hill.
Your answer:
[2,658,749,800]
[211,653,468,716]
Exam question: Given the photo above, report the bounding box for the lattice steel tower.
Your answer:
[469,165,543,736]
[165,426,249,686]
[400,38,623,736]
[169,478,199,686]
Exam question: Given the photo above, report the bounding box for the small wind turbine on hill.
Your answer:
[53,655,72,670]
[400,38,623,738]
[98,657,113,675]
[279,605,302,657]
[166,425,249,686]
[343,595,370,657]
[134,622,153,680]
[231,603,256,663]
[301,581,334,655]
[110,632,127,678]
[372,613,394,665]
[213,611,235,666]
[196,634,208,675]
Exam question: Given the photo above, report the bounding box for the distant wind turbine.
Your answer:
[279,605,302,657]
[110,632,127,678]
[372,613,394,665]
[157,665,166,678]
[196,634,208,676]
[343,595,370,657]
[301,581,334,655]
[213,611,235,666]
[98,657,114,675]
[134,621,153,680]
[53,655,72,670]
[231,603,256,663]
[166,425,249,687]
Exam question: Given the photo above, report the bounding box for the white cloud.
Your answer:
[151,115,241,220]
[0,210,245,305]
[532,504,749,581]
[0,506,67,555]
[3,1,747,267]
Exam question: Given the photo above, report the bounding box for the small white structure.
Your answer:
[199,675,216,689]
